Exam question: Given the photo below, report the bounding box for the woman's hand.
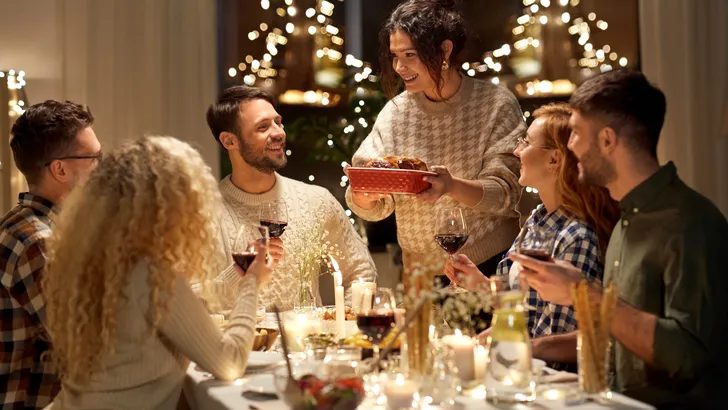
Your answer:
[235,241,274,286]
[344,165,389,210]
[444,254,490,291]
[417,165,454,203]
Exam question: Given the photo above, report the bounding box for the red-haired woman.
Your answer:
[446,103,620,369]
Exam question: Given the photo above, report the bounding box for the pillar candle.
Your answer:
[440,329,476,381]
[475,344,487,381]
[334,271,345,337]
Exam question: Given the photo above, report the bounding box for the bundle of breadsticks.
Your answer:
[570,281,618,393]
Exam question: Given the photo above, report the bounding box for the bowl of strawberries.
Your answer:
[273,361,365,410]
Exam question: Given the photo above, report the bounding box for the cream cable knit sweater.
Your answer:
[215,174,377,310]
[50,263,259,410]
[345,76,526,266]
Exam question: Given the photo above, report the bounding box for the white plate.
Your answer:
[247,351,285,371]
[241,374,277,395]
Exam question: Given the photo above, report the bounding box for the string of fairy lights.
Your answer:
[229,0,377,96]
[466,0,629,97]
[230,0,626,223]
[2,70,28,116]
[227,0,377,225]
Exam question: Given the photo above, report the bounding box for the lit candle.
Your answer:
[329,256,347,337]
[383,374,419,410]
[333,271,346,337]
[351,278,376,312]
[284,313,321,351]
[440,329,476,381]
[475,344,487,381]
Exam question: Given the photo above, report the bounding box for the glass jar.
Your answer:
[484,290,535,403]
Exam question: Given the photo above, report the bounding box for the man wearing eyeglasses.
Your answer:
[1,100,101,409]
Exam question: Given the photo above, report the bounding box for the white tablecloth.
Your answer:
[184,364,655,410]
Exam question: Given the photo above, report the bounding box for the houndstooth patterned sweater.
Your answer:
[345,76,526,266]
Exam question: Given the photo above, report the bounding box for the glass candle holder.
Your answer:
[383,373,420,410]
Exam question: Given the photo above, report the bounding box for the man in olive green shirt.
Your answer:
[511,70,728,408]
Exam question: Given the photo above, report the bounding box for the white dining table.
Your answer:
[184,362,655,410]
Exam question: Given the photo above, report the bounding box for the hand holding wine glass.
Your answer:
[434,208,469,287]
[511,225,555,309]
[444,254,492,291]
[232,225,273,285]
[233,241,274,286]
[434,207,469,256]
[259,202,288,238]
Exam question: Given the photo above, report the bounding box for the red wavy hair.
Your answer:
[533,103,620,255]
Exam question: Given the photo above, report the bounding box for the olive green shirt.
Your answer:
[604,162,728,408]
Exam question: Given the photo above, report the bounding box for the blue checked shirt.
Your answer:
[496,204,603,369]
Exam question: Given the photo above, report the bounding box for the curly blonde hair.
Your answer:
[43,136,222,385]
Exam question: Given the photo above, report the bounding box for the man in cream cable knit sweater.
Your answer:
[206,86,376,311]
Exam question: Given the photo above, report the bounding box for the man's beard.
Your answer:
[239,140,287,174]
[578,141,616,187]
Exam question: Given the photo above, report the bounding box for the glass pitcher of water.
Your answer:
[484,290,535,403]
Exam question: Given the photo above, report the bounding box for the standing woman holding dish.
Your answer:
[346,0,527,277]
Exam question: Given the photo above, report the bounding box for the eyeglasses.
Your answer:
[516,135,555,150]
[44,151,103,167]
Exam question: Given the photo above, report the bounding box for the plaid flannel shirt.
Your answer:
[497,204,603,370]
[1,193,60,409]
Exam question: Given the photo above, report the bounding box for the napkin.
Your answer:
[540,371,578,384]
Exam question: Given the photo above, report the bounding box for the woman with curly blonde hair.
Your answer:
[445,103,620,370]
[43,136,272,410]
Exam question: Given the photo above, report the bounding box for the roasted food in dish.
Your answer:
[364,156,428,171]
[322,306,357,321]
[364,156,399,169]
[341,329,402,349]
[396,157,428,171]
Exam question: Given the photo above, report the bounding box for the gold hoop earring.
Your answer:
[442,61,449,71]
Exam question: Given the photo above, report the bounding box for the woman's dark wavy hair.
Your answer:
[378,0,467,99]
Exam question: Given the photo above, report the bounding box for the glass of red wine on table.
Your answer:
[510,225,555,309]
[434,207,469,289]
[259,202,288,238]
[356,287,396,372]
[231,225,270,272]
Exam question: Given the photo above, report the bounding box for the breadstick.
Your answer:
[578,282,600,365]
[597,282,618,385]
[572,283,597,391]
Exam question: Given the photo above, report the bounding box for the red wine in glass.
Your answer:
[434,233,470,255]
[232,252,257,271]
[356,313,395,344]
[259,203,288,238]
[519,249,551,261]
[260,219,288,238]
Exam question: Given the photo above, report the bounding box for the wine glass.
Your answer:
[259,202,289,238]
[434,208,469,288]
[511,225,555,309]
[356,287,396,370]
[231,225,269,272]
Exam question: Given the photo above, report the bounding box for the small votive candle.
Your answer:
[383,374,419,410]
